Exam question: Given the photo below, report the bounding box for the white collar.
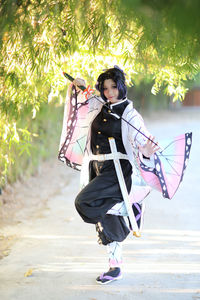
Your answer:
[110,98,127,108]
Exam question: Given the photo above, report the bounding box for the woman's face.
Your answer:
[103,79,120,103]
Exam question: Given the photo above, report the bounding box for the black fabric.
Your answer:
[75,100,132,244]
[96,267,121,283]
[91,100,129,155]
[127,202,142,231]
[75,159,132,224]
[96,215,130,245]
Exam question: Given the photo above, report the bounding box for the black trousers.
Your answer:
[75,160,132,244]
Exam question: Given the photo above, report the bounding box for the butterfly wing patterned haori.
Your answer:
[59,78,192,200]
[138,132,192,199]
[58,85,90,170]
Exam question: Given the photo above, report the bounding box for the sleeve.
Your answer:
[59,83,89,150]
[88,95,104,111]
[127,109,155,167]
[127,110,150,147]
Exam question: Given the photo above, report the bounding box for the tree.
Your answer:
[1,0,200,184]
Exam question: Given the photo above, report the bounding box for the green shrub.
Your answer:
[0,102,63,187]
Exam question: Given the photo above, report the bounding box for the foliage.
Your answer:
[1,0,200,185]
[0,102,63,186]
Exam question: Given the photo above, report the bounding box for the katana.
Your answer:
[108,137,141,237]
[60,72,192,202]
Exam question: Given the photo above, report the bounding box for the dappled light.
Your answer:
[19,228,200,275]
[1,2,200,299]
[1,0,200,185]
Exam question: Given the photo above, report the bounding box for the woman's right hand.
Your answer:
[73,78,86,91]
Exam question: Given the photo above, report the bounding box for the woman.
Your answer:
[60,66,159,284]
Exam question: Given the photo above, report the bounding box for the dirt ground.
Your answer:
[0,108,200,300]
[0,158,68,258]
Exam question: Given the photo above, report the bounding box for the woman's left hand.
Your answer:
[138,136,160,158]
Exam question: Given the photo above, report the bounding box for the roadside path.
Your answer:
[0,108,200,300]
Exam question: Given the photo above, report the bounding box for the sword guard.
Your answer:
[133,231,141,238]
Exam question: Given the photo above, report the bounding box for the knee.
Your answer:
[75,193,82,211]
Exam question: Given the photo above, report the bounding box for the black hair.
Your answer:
[95,67,127,101]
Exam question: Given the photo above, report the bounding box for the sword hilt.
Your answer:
[63,72,86,91]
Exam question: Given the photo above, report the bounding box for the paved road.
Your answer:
[0,108,200,300]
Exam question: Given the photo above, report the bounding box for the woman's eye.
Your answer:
[112,86,117,89]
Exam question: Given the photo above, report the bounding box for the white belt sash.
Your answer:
[108,137,141,237]
[89,152,128,161]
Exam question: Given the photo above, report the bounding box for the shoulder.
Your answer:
[122,100,146,131]
[88,95,104,110]
[123,99,142,119]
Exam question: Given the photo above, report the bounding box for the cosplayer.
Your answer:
[58,66,192,285]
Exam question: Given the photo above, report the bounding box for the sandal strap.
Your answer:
[99,271,121,280]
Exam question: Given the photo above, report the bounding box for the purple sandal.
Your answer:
[96,267,122,284]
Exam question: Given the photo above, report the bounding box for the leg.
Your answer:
[107,201,145,230]
[96,214,130,245]
[96,241,123,285]
[107,241,123,268]
[75,176,124,224]
[75,160,132,225]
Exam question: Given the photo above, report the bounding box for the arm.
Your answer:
[73,78,101,109]
[138,136,160,158]
[127,110,159,158]
[70,78,87,103]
